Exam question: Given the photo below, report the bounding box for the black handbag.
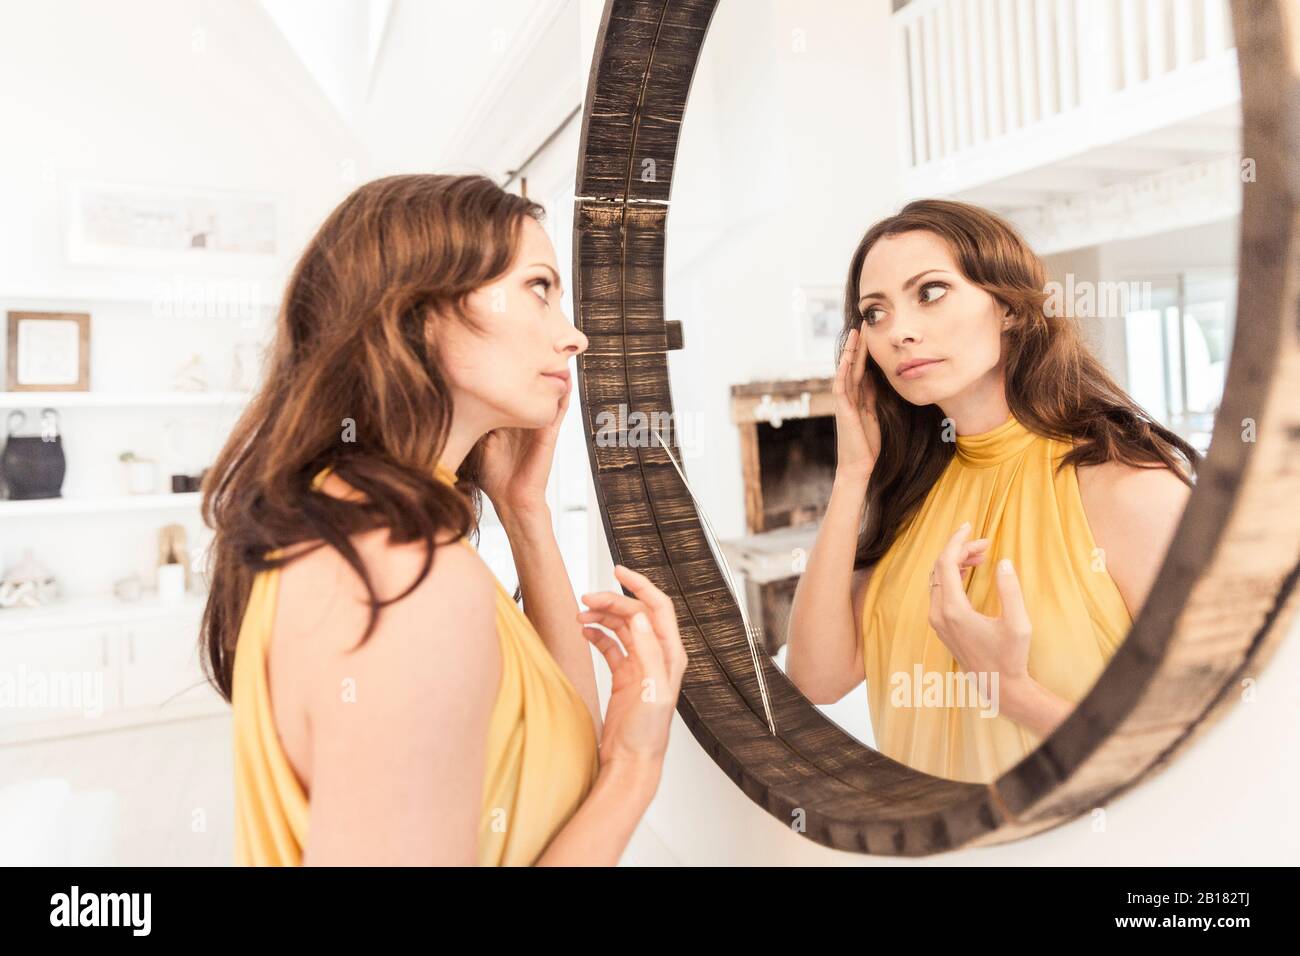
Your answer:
[1,408,67,500]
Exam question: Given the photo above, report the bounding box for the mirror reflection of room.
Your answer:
[666,0,1239,782]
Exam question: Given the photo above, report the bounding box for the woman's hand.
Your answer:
[478,375,572,517]
[833,323,881,483]
[577,564,687,772]
[927,522,1029,684]
[927,524,1076,736]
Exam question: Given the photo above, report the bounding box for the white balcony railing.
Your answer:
[892,0,1236,173]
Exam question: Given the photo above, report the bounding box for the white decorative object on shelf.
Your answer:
[156,564,186,604]
[119,452,157,495]
[0,549,59,609]
[171,354,210,392]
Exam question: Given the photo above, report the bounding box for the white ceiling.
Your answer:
[257,0,565,174]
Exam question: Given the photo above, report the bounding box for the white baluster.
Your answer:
[953,0,972,151]
[1146,0,1168,78]
[1035,0,1056,117]
[1202,0,1229,55]
[1055,0,1077,112]
[1017,0,1038,124]
[969,0,989,144]
[908,19,928,164]
[1077,0,1119,104]
[999,0,1019,129]
[1120,0,1143,89]
[983,0,1005,137]
[923,10,942,162]
[937,2,956,158]
[1172,0,1194,68]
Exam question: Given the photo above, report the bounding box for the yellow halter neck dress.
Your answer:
[231,460,599,865]
[858,413,1133,784]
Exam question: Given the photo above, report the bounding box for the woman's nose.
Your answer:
[563,326,589,356]
[889,309,922,347]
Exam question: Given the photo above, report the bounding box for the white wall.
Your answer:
[0,0,371,595]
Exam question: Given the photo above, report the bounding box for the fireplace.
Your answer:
[720,376,835,656]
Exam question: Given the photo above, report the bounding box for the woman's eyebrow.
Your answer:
[858,268,950,306]
[530,262,565,295]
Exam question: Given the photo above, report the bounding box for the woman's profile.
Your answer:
[787,199,1197,784]
[200,173,686,865]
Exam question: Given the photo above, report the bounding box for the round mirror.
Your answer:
[574,0,1298,854]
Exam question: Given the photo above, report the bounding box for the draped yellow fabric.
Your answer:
[859,414,1133,784]
[231,460,599,865]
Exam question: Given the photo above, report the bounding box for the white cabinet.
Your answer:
[0,599,226,744]
[119,618,222,712]
[0,625,119,730]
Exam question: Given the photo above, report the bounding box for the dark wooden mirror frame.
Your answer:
[571,0,1300,855]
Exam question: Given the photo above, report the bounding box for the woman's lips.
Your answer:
[898,359,943,379]
[542,370,570,388]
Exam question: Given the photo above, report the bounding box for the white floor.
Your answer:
[0,714,234,866]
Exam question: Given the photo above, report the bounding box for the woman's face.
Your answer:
[855,229,1009,408]
[439,216,588,430]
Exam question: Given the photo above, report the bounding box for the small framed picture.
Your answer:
[5,311,91,391]
[797,287,846,364]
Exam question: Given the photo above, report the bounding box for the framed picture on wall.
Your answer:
[64,180,285,274]
[5,311,91,391]
[796,286,845,365]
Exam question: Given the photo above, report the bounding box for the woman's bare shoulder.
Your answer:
[1074,459,1191,617]
[292,531,502,865]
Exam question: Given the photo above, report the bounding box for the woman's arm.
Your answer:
[498,502,602,736]
[999,674,1074,737]
[786,472,872,703]
[786,324,881,703]
[534,756,660,866]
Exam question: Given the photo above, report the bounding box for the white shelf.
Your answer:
[0,591,207,635]
[0,491,202,517]
[0,391,252,408]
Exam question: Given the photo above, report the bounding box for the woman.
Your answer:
[786,199,1197,784]
[200,173,686,865]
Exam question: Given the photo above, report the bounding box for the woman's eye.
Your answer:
[530,278,551,304]
[920,281,948,304]
[861,306,883,327]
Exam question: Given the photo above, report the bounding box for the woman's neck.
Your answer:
[938,376,1012,436]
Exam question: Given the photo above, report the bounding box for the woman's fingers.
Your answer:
[612,565,687,680]
[934,523,977,609]
[622,611,670,698]
[577,607,632,644]
[833,329,855,397]
[579,589,648,623]
[994,559,1032,637]
[849,322,869,387]
[582,625,627,673]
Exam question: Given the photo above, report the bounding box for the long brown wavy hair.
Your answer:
[200,173,544,702]
[841,198,1200,571]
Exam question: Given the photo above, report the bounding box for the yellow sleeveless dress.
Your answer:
[859,414,1133,784]
[231,460,599,865]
